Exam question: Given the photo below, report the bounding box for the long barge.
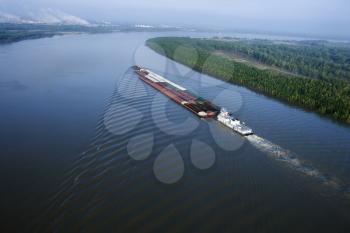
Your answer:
[133,65,253,136]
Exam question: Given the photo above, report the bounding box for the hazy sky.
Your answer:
[1,0,349,38]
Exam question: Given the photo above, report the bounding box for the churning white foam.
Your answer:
[246,134,340,189]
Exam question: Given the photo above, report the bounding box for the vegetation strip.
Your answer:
[146,37,350,124]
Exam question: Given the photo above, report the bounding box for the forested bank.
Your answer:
[146,37,350,124]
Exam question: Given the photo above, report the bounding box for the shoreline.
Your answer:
[146,37,350,125]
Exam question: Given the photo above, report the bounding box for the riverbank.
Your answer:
[0,23,183,44]
[0,24,114,44]
[146,37,350,124]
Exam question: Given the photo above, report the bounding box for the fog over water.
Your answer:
[1,0,350,38]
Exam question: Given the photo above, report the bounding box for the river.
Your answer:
[0,32,350,233]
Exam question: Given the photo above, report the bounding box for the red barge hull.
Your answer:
[133,66,219,118]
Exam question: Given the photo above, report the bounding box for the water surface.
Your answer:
[0,32,350,233]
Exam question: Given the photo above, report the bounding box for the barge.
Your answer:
[133,65,254,136]
[133,65,219,118]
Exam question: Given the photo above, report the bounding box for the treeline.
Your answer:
[146,37,350,82]
[174,37,350,82]
[0,23,181,45]
[146,37,350,124]
[0,30,56,44]
[0,23,117,44]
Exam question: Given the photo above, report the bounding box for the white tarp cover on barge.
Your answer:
[142,69,187,91]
